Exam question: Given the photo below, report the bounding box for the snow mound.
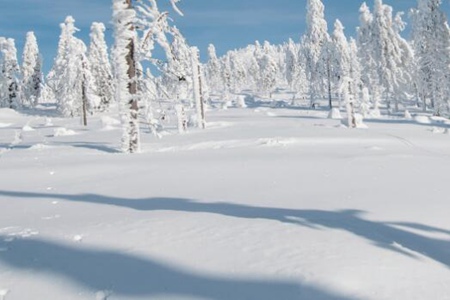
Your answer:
[53,127,77,137]
[431,127,446,134]
[0,108,20,118]
[328,108,342,119]
[45,118,53,126]
[404,110,412,120]
[101,116,121,127]
[22,125,35,132]
[28,143,53,150]
[414,115,431,124]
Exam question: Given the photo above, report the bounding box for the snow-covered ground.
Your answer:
[1,105,450,300]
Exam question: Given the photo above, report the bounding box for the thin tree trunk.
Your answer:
[327,56,332,109]
[81,58,88,126]
[125,0,139,153]
[197,64,206,129]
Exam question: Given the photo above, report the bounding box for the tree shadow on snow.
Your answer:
[0,236,354,300]
[1,191,450,269]
[54,142,121,154]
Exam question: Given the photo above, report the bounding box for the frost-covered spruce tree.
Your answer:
[357,3,380,115]
[258,44,278,98]
[163,26,192,105]
[0,38,21,109]
[205,44,222,96]
[285,39,300,91]
[371,0,412,112]
[228,50,247,93]
[411,0,450,115]
[348,38,362,112]
[22,32,43,108]
[329,19,351,109]
[47,16,77,113]
[48,16,97,118]
[303,0,330,107]
[89,22,114,111]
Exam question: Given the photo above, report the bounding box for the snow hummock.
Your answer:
[53,127,77,137]
[328,108,342,119]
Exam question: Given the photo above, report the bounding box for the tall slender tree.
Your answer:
[22,32,43,108]
[303,0,330,107]
[89,22,114,112]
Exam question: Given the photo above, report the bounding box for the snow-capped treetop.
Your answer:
[305,0,329,47]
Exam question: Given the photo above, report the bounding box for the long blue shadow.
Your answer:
[0,236,353,300]
[1,190,450,269]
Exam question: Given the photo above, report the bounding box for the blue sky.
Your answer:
[1,0,449,72]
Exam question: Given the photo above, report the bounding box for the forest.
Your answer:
[1,0,449,152]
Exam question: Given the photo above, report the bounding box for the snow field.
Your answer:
[1,107,450,299]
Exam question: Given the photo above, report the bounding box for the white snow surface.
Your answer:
[1,107,450,300]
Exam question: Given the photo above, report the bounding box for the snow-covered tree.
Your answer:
[411,0,450,115]
[112,0,185,153]
[358,1,413,113]
[285,39,300,91]
[257,46,278,98]
[371,0,412,112]
[190,46,206,128]
[303,0,330,107]
[205,44,222,96]
[0,38,20,109]
[22,32,43,108]
[48,16,97,119]
[112,0,140,153]
[88,22,114,111]
[329,19,352,109]
[162,26,192,105]
[357,3,380,113]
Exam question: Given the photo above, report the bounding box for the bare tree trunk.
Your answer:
[326,55,332,109]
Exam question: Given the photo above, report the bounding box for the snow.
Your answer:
[1,106,450,300]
